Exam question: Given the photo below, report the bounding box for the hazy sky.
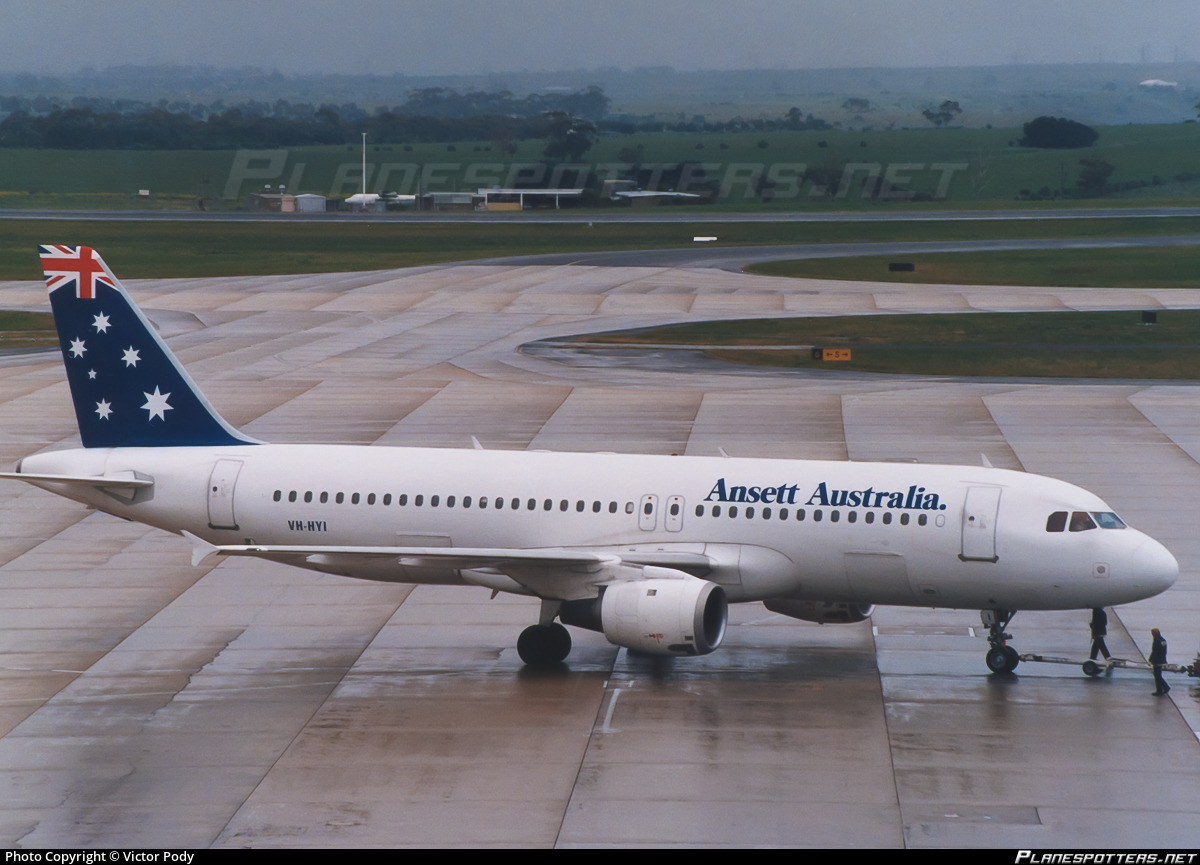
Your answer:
[3,0,1198,75]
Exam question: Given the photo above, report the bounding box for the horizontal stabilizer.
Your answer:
[0,471,154,490]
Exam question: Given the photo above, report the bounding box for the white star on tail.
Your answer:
[141,386,172,422]
[92,313,111,333]
[69,338,86,358]
[95,400,112,420]
[122,346,140,368]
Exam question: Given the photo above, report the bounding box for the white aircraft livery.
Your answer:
[0,246,1179,672]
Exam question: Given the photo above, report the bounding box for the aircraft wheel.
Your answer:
[517,623,572,666]
[1082,660,1102,677]
[986,646,1019,674]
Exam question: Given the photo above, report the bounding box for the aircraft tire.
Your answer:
[517,623,572,666]
[1082,660,1102,677]
[986,646,1019,674]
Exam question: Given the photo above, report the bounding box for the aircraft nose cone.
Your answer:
[1130,536,1178,597]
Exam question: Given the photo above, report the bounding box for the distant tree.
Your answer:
[541,111,595,161]
[922,100,962,127]
[1077,156,1115,197]
[1019,116,1099,149]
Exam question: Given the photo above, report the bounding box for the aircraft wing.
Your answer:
[182,532,713,600]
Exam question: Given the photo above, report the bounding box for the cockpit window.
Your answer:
[1046,511,1067,532]
[1069,511,1097,532]
[1092,511,1126,529]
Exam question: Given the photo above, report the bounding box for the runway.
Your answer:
[0,257,1198,847]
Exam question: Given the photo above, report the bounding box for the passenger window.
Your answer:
[594,501,602,513]
[745,507,755,519]
[813,510,822,522]
[625,502,634,514]
[398,494,408,506]
[352,493,361,505]
[414,494,423,506]
[729,506,738,518]
[1069,512,1097,532]
[865,511,874,524]
[847,511,857,523]
[762,508,771,520]
[900,513,909,526]
[273,490,281,502]
[712,505,722,517]
[882,513,892,525]
[336,492,345,504]
[446,495,455,508]
[1046,511,1067,532]
[288,491,297,502]
[304,491,313,503]
[367,493,376,505]
[609,502,618,514]
[694,505,704,517]
[320,492,329,504]
[383,494,391,505]
[918,514,927,526]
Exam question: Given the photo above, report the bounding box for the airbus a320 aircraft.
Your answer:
[0,246,1179,672]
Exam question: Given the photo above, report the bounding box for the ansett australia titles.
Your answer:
[6,854,193,865]
[705,479,948,511]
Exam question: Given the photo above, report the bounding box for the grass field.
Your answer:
[748,246,1200,288]
[3,121,1200,207]
[2,215,1200,280]
[575,310,1200,379]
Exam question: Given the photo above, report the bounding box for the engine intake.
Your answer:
[561,577,727,656]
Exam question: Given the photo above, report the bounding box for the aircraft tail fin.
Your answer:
[38,245,258,448]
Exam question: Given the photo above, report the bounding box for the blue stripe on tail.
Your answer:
[38,245,259,448]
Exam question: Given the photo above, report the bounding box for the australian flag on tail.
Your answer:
[38,245,259,449]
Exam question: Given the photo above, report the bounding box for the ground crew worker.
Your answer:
[1089,608,1110,661]
[1150,628,1169,696]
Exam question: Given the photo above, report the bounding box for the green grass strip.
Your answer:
[575,310,1200,379]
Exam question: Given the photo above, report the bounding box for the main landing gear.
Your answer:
[982,609,1020,674]
[517,622,571,666]
[517,599,571,666]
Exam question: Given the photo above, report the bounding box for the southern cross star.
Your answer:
[141,386,172,422]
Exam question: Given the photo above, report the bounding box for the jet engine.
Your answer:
[763,598,874,624]
[560,577,728,656]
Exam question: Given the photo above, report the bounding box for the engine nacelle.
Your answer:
[560,578,728,656]
[764,598,874,624]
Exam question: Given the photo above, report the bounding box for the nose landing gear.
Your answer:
[982,609,1020,674]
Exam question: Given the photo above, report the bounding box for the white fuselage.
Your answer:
[18,444,1178,612]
